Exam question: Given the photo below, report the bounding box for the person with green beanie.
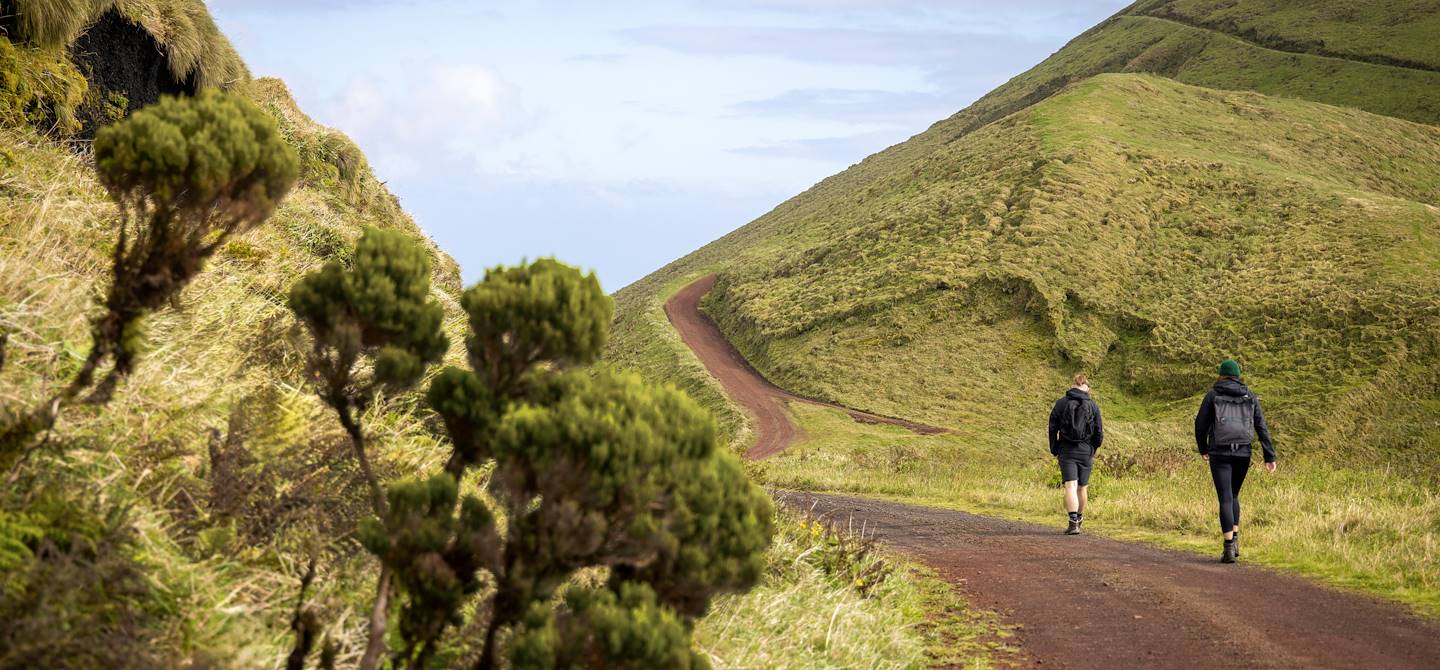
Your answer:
[1194,359,1276,563]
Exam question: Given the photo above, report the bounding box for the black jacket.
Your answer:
[1049,388,1104,455]
[1194,379,1275,462]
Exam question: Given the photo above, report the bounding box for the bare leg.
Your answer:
[1064,480,1080,513]
[1078,485,1088,515]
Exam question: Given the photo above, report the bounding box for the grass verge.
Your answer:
[699,511,1015,669]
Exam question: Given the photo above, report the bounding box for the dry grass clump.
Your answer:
[697,512,1011,669]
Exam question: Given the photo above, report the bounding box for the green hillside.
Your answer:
[609,0,1440,612]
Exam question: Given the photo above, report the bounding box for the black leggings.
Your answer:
[1208,454,1250,534]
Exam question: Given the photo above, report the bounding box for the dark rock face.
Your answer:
[68,10,196,138]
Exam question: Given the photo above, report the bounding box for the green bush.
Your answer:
[77,88,295,399]
[4,0,99,50]
[288,226,450,669]
[329,258,775,670]
[0,485,164,669]
[510,583,709,670]
[0,88,296,464]
[290,226,448,397]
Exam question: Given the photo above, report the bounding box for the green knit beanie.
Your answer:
[1218,359,1242,377]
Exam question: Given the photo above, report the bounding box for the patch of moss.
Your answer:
[0,36,87,136]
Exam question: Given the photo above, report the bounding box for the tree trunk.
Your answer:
[358,567,393,670]
[334,401,388,517]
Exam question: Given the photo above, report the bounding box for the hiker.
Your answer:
[1048,374,1104,535]
[1194,359,1276,564]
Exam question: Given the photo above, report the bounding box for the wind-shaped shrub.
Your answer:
[289,226,448,510]
[359,473,498,666]
[0,89,296,462]
[84,88,297,398]
[359,259,774,670]
[288,226,448,669]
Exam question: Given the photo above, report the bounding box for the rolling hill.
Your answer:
[608,0,1440,611]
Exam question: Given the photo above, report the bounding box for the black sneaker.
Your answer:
[1066,519,1082,535]
[1221,540,1237,564]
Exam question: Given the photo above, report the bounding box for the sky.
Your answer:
[209,0,1131,291]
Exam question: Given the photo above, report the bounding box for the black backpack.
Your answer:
[1059,398,1094,444]
[1212,394,1255,445]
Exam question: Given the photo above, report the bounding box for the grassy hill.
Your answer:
[609,0,1440,614]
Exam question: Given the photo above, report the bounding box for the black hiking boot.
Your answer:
[1065,519,1082,535]
[1232,533,1240,558]
[1221,539,1237,564]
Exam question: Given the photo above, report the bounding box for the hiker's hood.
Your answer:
[1065,388,1091,401]
[1213,378,1252,398]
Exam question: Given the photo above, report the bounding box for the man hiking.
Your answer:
[1195,359,1276,563]
[1048,374,1104,535]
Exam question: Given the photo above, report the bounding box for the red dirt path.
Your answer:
[664,275,943,459]
[665,275,1440,668]
[781,491,1440,669]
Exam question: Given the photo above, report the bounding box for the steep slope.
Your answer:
[1,3,472,664]
[610,0,1440,470]
[0,84,466,665]
[719,73,1438,435]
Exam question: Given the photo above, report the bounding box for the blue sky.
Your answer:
[210,0,1130,291]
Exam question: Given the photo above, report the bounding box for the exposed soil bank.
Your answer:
[69,10,196,137]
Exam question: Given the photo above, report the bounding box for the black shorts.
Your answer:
[1058,452,1094,486]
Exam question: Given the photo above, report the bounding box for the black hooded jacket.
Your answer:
[1048,388,1104,456]
[1194,378,1275,462]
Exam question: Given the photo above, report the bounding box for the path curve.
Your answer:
[664,275,943,459]
[781,491,1440,669]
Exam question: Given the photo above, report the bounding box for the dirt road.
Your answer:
[781,491,1440,669]
[666,275,1440,668]
[664,275,942,459]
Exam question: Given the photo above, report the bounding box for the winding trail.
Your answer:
[664,275,943,459]
[666,275,1440,668]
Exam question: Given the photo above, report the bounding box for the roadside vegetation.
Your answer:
[699,511,1014,670]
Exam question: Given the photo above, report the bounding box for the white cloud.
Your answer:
[319,63,536,179]
[329,78,387,133]
[427,64,506,120]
